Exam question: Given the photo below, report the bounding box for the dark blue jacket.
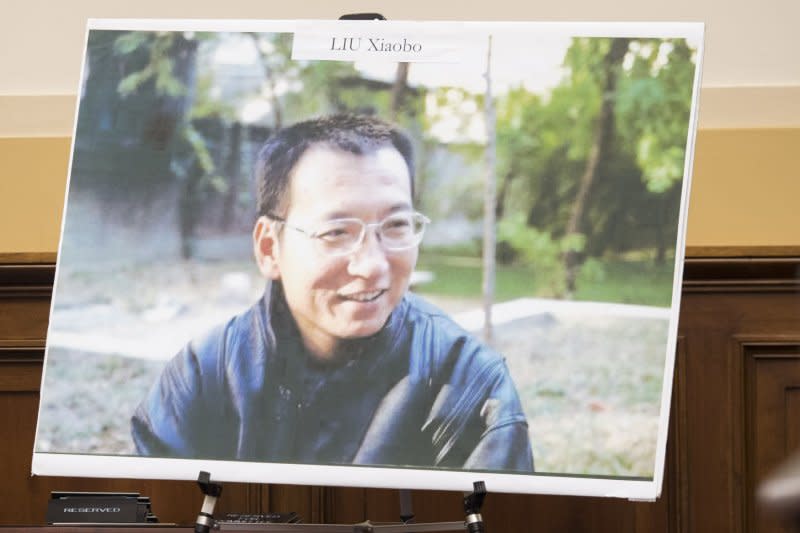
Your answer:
[131,285,534,472]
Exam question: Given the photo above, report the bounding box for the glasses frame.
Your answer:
[266,211,431,257]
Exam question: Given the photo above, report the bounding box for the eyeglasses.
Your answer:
[267,211,430,257]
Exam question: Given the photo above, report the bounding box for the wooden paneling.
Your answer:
[676,258,800,533]
[3,253,800,531]
[745,345,800,533]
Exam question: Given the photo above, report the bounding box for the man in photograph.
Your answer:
[131,114,534,472]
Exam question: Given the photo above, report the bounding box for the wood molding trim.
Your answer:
[0,345,44,363]
[682,256,800,292]
[0,252,57,263]
[0,256,55,296]
[686,246,800,258]
[2,254,798,290]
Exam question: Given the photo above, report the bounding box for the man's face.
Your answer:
[254,144,418,360]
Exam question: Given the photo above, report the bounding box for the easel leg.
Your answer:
[399,489,414,524]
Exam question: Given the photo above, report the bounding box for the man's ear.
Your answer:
[253,216,281,280]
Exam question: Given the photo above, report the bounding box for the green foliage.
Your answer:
[182,124,227,195]
[558,38,608,161]
[426,86,485,143]
[115,32,188,98]
[616,40,696,193]
[112,32,150,55]
[281,56,363,117]
[117,66,155,96]
[636,137,685,193]
[497,212,589,297]
[93,28,696,278]
[492,36,696,296]
[579,257,607,284]
[495,213,607,299]
[190,74,236,121]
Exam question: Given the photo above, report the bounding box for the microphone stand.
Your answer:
[463,482,487,533]
[195,471,223,533]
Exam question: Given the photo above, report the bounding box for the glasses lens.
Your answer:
[313,219,363,255]
[310,213,429,256]
[380,213,427,250]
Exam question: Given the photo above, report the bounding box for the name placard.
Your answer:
[292,21,479,63]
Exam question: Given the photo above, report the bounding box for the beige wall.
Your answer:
[4,1,800,93]
[1,128,798,253]
[686,128,800,248]
[0,137,70,253]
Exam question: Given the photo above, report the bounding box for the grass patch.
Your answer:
[415,252,676,307]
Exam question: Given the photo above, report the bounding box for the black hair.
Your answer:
[254,114,415,217]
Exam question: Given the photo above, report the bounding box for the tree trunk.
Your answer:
[249,33,283,130]
[563,38,630,296]
[221,122,242,231]
[495,168,515,219]
[165,36,200,260]
[390,62,410,120]
[482,37,496,343]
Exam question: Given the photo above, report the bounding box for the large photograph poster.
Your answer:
[34,19,703,499]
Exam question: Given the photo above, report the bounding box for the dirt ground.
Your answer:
[37,283,669,478]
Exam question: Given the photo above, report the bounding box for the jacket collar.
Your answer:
[259,280,412,378]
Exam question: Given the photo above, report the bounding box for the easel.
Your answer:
[194,472,487,533]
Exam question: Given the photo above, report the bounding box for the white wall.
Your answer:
[1,0,799,135]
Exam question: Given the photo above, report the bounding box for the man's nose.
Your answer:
[346,229,389,279]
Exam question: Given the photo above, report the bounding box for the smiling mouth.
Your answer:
[339,290,386,303]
